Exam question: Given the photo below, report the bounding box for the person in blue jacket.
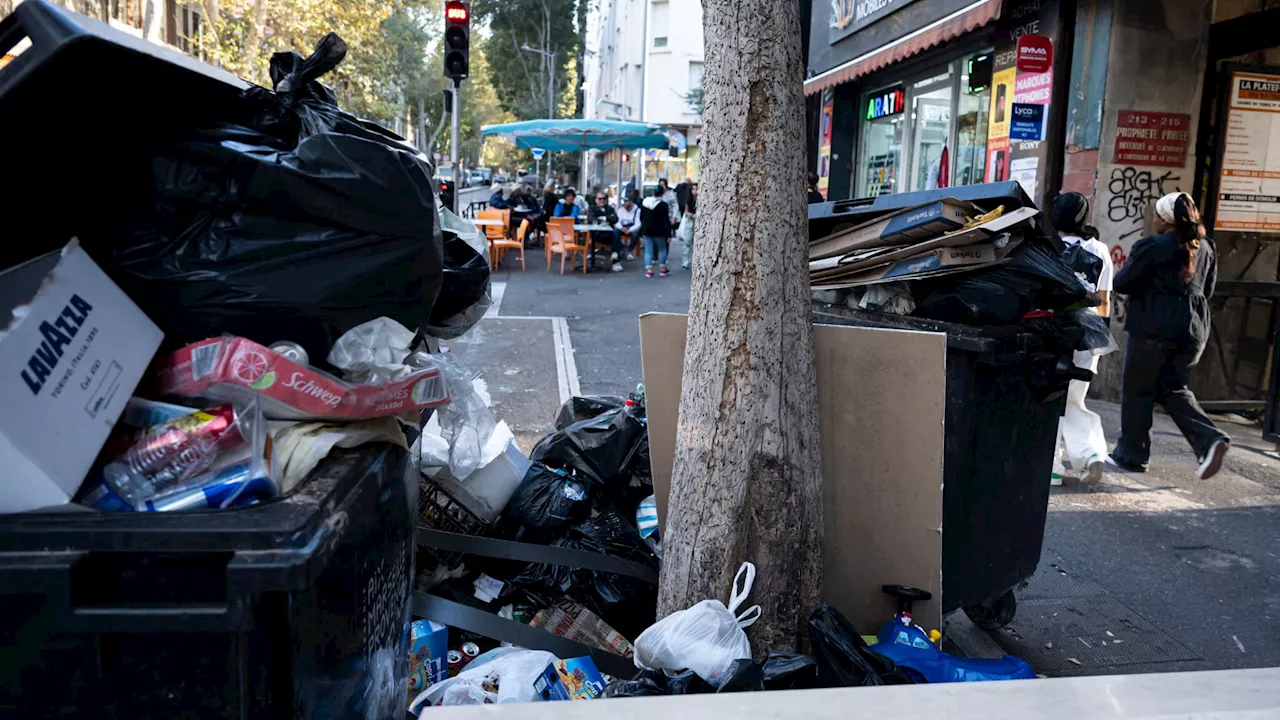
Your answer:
[1109,192,1229,479]
[553,189,581,219]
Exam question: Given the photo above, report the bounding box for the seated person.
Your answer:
[588,192,624,273]
[553,189,582,219]
[488,183,508,209]
[613,193,642,262]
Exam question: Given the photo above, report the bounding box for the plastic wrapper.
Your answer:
[633,562,761,688]
[428,208,492,340]
[531,406,648,506]
[83,33,444,363]
[501,463,592,539]
[326,317,420,384]
[409,647,557,710]
[154,336,448,421]
[87,399,268,511]
[554,396,625,431]
[1064,308,1119,357]
[914,243,1091,325]
[511,512,660,640]
[528,597,635,658]
[430,353,500,481]
[808,604,913,688]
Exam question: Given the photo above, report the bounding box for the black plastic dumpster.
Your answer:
[811,183,1081,630]
[0,444,414,719]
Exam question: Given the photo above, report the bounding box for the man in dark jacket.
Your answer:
[640,187,672,277]
[588,191,624,272]
[488,184,508,209]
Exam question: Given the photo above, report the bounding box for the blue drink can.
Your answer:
[141,461,276,512]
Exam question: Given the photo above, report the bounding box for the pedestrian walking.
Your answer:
[1109,192,1230,479]
[679,183,698,270]
[640,186,672,278]
[658,178,679,237]
[1049,193,1113,486]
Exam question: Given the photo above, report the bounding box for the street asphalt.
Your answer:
[467,233,1279,678]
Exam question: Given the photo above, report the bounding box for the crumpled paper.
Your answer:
[327,317,423,384]
[271,417,409,493]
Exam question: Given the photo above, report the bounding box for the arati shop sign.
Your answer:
[867,86,906,120]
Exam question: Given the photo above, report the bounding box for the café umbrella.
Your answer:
[481,119,684,191]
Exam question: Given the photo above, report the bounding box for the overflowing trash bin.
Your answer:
[809,182,1107,629]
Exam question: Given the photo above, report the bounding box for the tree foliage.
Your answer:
[472,0,581,120]
[200,0,435,123]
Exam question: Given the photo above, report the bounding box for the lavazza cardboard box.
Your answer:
[0,240,163,513]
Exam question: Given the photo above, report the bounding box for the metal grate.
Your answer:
[992,549,1201,672]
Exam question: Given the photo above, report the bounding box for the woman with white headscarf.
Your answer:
[1109,192,1230,479]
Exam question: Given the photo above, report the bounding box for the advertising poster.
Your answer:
[818,88,834,199]
[1215,70,1280,233]
[985,67,1016,182]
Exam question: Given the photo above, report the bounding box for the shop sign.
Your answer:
[1112,110,1190,168]
[1013,69,1053,105]
[866,86,905,121]
[830,0,921,42]
[1015,35,1053,74]
[1216,71,1280,233]
[1009,103,1045,141]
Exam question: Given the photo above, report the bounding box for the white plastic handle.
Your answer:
[736,604,762,628]
[727,562,755,613]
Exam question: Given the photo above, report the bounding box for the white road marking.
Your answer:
[484,281,506,318]
[477,313,581,404]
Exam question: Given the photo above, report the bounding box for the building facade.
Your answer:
[807,0,1280,425]
[586,0,704,190]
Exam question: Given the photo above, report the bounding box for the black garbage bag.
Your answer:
[665,669,715,695]
[509,512,658,640]
[914,243,1091,326]
[1063,242,1104,290]
[500,463,592,540]
[532,407,647,503]
[426,229,491,339]
[762,652,820,690]
[81,33,444,362]
[809,604,913,687]
[554,396,626,431]
[602,669,669,698]
[717,660,765,693]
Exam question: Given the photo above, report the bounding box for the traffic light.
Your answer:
[621,153,629,162]
[444,0,470,81]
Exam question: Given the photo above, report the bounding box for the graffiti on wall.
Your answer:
[1106,166,1180,233]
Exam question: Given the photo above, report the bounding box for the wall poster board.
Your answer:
[1215,68,1280,233]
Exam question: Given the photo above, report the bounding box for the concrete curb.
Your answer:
[942,610,1007,659]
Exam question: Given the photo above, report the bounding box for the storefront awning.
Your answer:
[804,0,1003,97]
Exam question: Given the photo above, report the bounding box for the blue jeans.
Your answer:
[643,235,668,269]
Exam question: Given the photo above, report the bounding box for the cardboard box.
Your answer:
[639,313,945,631]
[532,657,606,701]
[813,243,998,287]
[407,619,449,707]
[0,240,163,513]
[809,200,972,260]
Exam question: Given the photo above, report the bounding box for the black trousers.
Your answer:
[1114,335,1228,464]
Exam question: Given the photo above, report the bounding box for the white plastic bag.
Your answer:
[409,647,557,712]
[633,562,761,688]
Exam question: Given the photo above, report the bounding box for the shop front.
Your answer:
[806,0,1069,209]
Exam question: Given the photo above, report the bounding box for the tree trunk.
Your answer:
[242,0,268,67]
[656,0,821,654]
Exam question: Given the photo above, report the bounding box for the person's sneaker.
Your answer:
[1081,457,1104,486]
[611,262,624,273]
[659,267,670,277]
[1107,453,1147,473]
[645,269,654,278]
[610,252,619,262]
[1197,439,1229,480]
[626,253,636,261]
[1050,472,1065,487]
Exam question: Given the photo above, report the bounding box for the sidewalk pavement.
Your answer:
[960,399,1280,677]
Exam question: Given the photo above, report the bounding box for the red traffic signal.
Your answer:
[445,2,468,21]
[444,1,470,81]
[621,153,630,162]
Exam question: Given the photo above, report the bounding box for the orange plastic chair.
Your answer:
[546,217,587,275]
[476,209,509,265]
[491,218,528,271]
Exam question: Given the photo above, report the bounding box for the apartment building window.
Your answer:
[688,61,704,91]
[651,0,669,49]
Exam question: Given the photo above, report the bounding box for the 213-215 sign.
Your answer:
[867,86,905,120]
